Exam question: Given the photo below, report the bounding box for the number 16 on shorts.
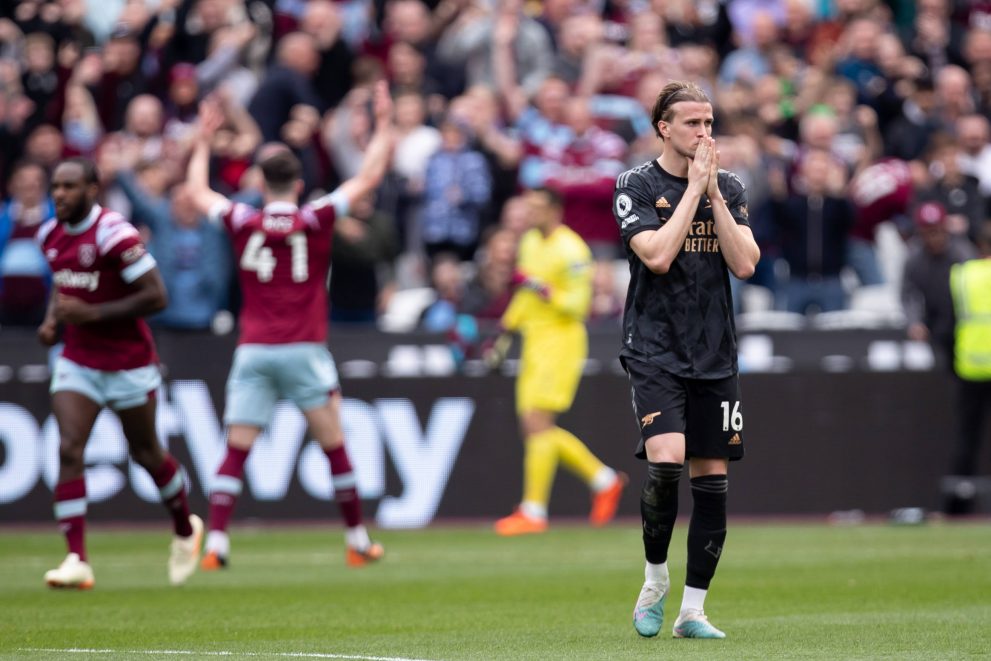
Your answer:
[720,400,743,432]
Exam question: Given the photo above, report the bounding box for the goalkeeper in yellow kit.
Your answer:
[492,187,628,536]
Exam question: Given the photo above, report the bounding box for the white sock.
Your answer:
[591,466,618,492]
[681,586,707,612]
[206,530,229,556]
[346,525,371,550]
[520,501,548,520]
[645,561,669,586]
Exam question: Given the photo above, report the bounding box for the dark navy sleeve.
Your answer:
[719,170,750,227]
[614,171,660,244]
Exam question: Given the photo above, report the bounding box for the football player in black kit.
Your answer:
[614,81,760,640]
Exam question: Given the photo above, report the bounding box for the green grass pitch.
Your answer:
[1,521,989,660]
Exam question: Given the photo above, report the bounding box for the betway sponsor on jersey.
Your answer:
[52,269,100,292]
[0,383,475,529]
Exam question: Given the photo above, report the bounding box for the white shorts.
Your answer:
[50,356,162,410]
[224,343,340,427]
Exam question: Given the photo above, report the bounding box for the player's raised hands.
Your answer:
[688,136,712,196]
[706,138,722,201]
[371,80,393,130]
[197,97,226,141]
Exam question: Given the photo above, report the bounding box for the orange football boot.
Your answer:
[346,542,385,567]
[494,508,548,536]
[590,472,629,526]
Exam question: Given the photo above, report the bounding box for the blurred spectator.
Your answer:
[883,77,942,161]
[106,94,167,165]
[769,149,856,313]
[718,10,777,86]
[847,158,914,286]
[955,113,991,197]
[391,89,442,250]
[498,194,530,240]
[917,136,984,242]
[107,159,231,330]
[834,17,886,109]
[301,0,355,112]
[550,13,603,88]
[588,260,623,323]
[196,21,261,106]
[383,0,464,101]
[901,201,976,365]
[580,11,676,97]
[418,113,492,261]
[89,24,146,132]
[420,252,466,332]
[460,85,520,228]
[202,88,263,195]
[0,159,52,325]
[248,31,322,143]
[23,123,64,173]
[20,31,59,129]
[903,0,966,73]
[824,78,882,170]
[659,0,733,58]
[61,66,102,158]
[163,63,200,136]
[437,0,552,98]
[935,65,978,127]
[461,226,516,319]
[544,98,626,259]
[330,192,400,324]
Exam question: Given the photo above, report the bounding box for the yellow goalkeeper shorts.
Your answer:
[516,325,586,414]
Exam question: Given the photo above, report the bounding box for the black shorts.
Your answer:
[623,357,745,461]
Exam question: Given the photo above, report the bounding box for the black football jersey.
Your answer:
[613,160,750,378]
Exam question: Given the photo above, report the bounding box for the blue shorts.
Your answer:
[50,356,162,410]
[224,343,340,427]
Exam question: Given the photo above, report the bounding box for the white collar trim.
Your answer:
[64,204,101,235]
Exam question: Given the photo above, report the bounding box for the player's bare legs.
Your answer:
[45,391,101,588]
[118,396,201,585]
[306,391,383,566]
[202,424,259,569]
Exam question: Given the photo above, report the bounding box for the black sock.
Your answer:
[641,462,682,565]
[686,474,728,590]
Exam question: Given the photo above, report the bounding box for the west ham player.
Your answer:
[38,158,202,589]
[613,81,760,639]
[186,82,394,569]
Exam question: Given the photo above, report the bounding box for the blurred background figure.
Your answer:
[944,224,991,514]
[418,113,492,262]
[901,202,976,366]
[0,159,52,325]
[768,149,855,314]
[330,192,399,325]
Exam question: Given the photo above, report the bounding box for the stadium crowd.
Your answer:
[1,0,990,336]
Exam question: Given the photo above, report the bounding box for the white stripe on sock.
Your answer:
[332,472,356,490]
[520,501,547,520]
[212,474,243,496]
[591,467,618,492]
[54,498,87,520]
[159,472,184,500]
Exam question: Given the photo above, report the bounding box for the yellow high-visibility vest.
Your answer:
[950,258,991,381]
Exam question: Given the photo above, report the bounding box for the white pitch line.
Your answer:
[17,648,443,661]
